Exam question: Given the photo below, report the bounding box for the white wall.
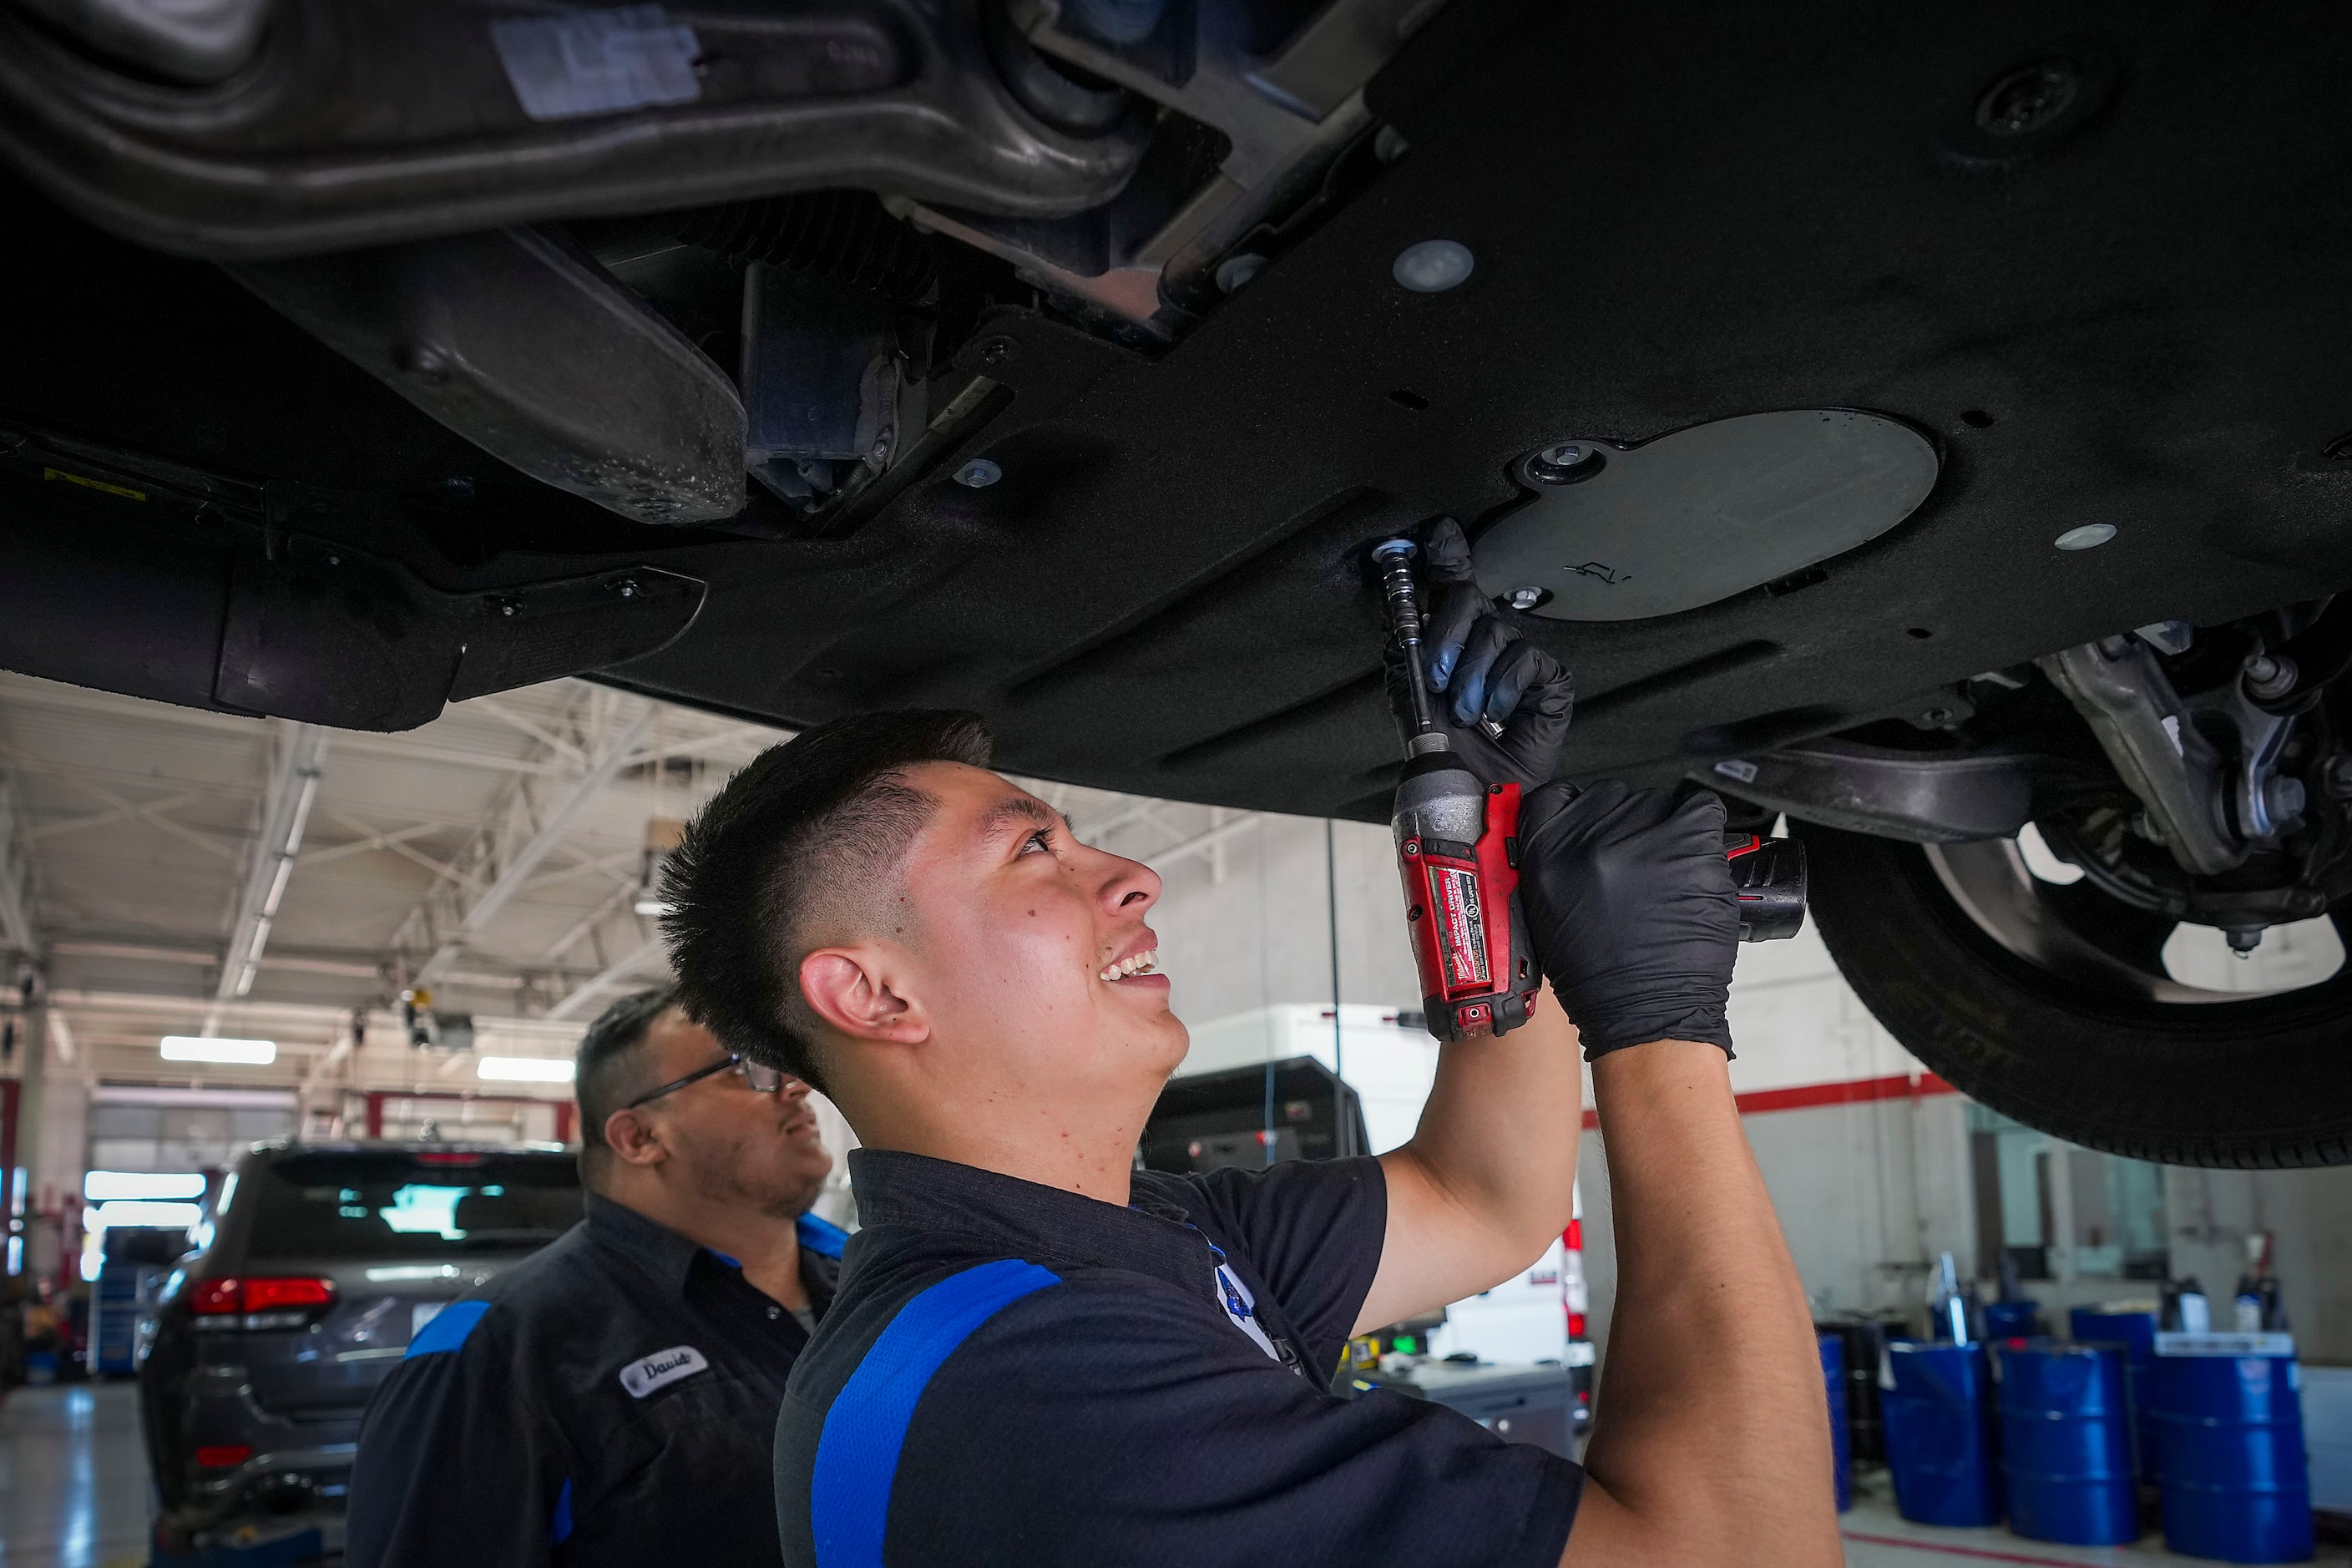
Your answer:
[1141,807,1964,1356]
[1143,816,2352,1380]
[2163,1163,2352,1364]
[1136,813,1420,1033]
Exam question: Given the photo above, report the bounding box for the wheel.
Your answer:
[1797,822,2352,1168]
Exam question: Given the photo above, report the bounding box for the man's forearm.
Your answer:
[1569,1041,1838,1565]
[1404,984,1582,1247]
[1358,988,1581,1331]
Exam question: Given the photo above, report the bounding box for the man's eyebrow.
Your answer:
[977,796,1064,842]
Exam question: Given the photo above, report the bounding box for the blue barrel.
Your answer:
[1986,1300,2044,1340]
[2072,1307,2160,1483]
[1882,1341,2001,1526]
[1997,1341,2137,1545]
[1820,1333,1850,1512]
[2152,1348,2313,1563]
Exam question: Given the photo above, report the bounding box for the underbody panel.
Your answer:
[4,0,2349,822]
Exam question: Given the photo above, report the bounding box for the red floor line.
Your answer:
[1839,1529,2111,1567]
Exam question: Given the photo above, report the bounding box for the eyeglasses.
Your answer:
[624,1052,787,1110]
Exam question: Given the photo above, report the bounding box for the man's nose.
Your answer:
[1096,847,1161,913]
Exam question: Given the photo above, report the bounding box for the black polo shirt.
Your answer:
[346,1191,843,1567]
[775,1150,1582,1568]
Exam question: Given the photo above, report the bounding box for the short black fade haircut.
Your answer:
[661,711,993,1096]
[574,984,677,1181]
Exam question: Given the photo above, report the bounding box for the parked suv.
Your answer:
[138,1141,582,1538]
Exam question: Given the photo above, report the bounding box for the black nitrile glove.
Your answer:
[1516,779,1740,1060]
[1383,517,1576,788]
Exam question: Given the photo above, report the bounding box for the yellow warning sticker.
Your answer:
[43,468,145,501]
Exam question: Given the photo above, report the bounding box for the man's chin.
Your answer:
[1140,1013,1190,1073]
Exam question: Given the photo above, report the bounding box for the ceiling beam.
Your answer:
[299,816,463,873]
[48,986,592,1037]
[0,769,35,956]
[1073,796,1167,844]
[622,721,782,770]
[78,783,240,860]
[469,696,588,765]
[542,879,640,964]
[544,936,665,1021]
[214,721,331,1010]
[29,789,207,843]
[1144,812,1264,872]
[412,704,657,987]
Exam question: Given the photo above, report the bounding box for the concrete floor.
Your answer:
[1841,1469,2351,1566]
[0,1383,2343,1567]
[0,1383,149,1568]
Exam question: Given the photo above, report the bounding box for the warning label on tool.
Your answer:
[1427,865,1490,989]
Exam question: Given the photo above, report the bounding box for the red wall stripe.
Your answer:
[1579,1070,1956,1130]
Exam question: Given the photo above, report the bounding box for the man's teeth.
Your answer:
[1100,949,1160,981]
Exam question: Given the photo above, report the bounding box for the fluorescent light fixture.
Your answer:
[632,898,673,917]
[160,1035,276,1065]
[88,1200,203,1232]
[478,1056,575,1084]
[84,1171,206,1201]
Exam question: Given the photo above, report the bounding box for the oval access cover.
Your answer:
[1472,409,1939,621]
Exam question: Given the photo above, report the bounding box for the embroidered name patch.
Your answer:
[619,1344,708,1399]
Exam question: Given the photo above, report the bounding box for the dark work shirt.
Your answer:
[776,1149,1582,1568]
[347,1192,844,1568]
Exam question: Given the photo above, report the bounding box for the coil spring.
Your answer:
[660,190,937,305]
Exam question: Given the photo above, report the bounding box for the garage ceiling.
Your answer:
[0,673,1254,1110]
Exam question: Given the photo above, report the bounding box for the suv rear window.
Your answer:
[240,1151,583,1261]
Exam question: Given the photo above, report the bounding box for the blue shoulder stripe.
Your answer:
[811,1260,1058,1568]
[797,1211,850,1260]
[405,1299,491,1358]
[549,1478,574,1546]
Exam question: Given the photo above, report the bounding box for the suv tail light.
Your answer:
[195,1444,254,1469]
[191,1276,335,1328]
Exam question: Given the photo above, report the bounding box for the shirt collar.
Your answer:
[584,1191,708,1294]
[846,1148,1213,1296]
[585,1191,842,1303]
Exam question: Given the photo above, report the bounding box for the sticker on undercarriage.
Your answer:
[490,5,701,122]
[1427,864,1490,988]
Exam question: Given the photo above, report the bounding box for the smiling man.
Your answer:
[345,989,842,1567]
[661,561,1834,1566]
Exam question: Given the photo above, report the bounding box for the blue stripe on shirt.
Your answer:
[810,1260,1058,1568]
[797,1212,850,1260]
[404,1299,491,1358]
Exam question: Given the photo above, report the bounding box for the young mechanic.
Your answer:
[660,534,1838,1567]
[345,989,842,1567]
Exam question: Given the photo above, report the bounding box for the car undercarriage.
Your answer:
[3,0,2350,1165]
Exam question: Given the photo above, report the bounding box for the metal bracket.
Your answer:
[230,228,746,527]
[1699,738,2041,844]
[0,0,1148,259]
[911,0,1438,326]
[2040,634,2245,876]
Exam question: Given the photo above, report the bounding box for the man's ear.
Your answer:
[601,1107,667,1170]
[801,948,928,1044]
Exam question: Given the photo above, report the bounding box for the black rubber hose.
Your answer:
[655,190,937,305]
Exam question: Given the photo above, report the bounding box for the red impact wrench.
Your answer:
[1373,539,1808,1046]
